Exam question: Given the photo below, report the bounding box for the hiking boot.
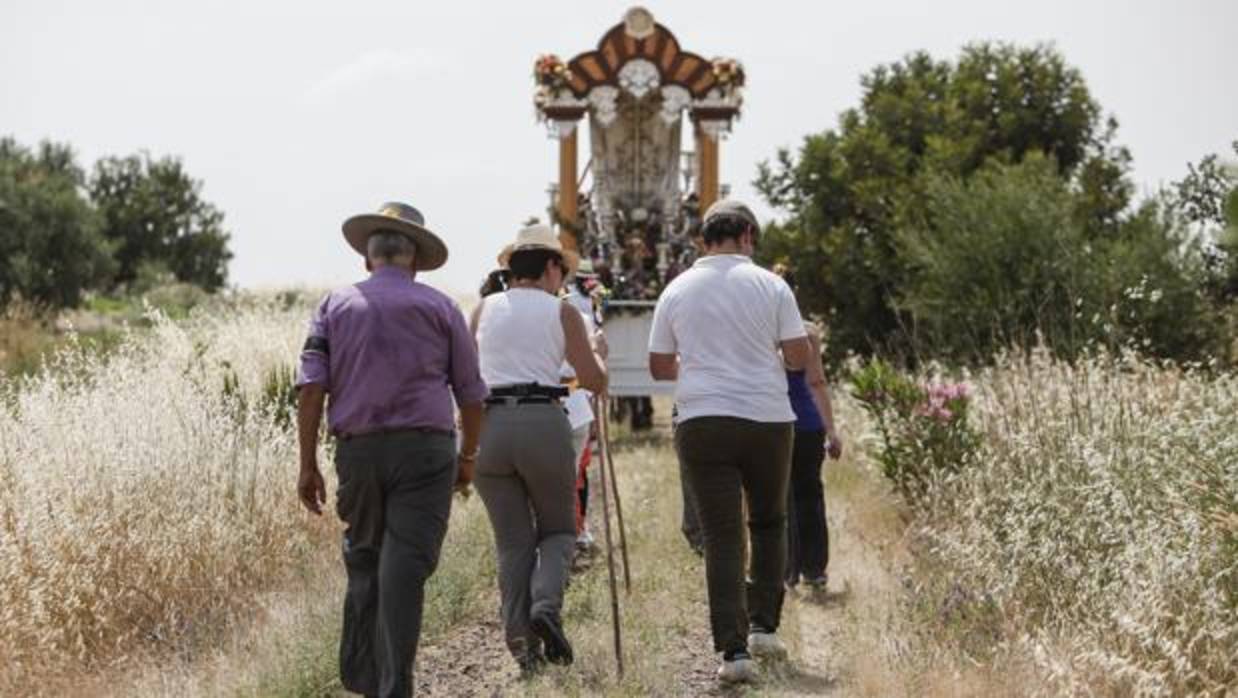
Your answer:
[806,574,828,592]
[530,611,574,665]
[748,628,788,660]
[718,648,757,683]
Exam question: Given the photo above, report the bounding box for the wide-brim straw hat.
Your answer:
[496,224,579,275]
[342,202,448,272]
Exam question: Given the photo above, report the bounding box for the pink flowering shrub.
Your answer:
[850,358,980,502]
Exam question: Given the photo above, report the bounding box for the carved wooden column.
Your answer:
[557,123,579,251]
[695,121,720,216]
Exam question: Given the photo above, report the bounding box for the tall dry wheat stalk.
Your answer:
[0,297,333,691]
[3,292,1233,697]
[915,347,1237,696]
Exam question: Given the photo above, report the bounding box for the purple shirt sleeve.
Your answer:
[446,302,488,406]
[296,295,331,390]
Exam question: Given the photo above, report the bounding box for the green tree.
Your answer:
[1174,142,1238,302]
[756,43,1131,361]
[0,138,115,309]
[1174,143,1236,228]
[898,156,1222,362]
[1100,198,1221,361]
[90,153,232,291]
[895,156,1095,360]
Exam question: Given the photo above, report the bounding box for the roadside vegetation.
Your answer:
[2,38,1234,698]
[2,297,1232,695]
[0,295,317,693]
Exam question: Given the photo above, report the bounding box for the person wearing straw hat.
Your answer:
[648,199,812,684]
[561,257,604,555]
[470,223,608,674]
[295,202,488,698]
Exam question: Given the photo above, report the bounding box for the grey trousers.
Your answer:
[334,429,457,698]
[676,416,793,654]
[475,402,577,660]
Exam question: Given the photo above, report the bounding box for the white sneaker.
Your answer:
[575,527,595,549]
[717,651,757,683]
[748,630,788,660]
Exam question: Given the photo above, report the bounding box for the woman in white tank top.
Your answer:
[476,286,566,388]
[468,225,607,674]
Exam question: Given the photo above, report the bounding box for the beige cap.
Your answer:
[702,199,760,235]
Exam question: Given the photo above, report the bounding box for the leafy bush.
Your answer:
[142,280,210,319]
[896,156,1227,363]
[850,358,980,502]
[90,153,232,291]
[0,301,58,376]
[0,139,116,309]
[1,136,233,315]
[756,43,1132,363]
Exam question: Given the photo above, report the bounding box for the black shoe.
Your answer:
[531,612,574,665]
[517,650,547,679]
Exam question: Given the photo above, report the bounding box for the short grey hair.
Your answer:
[367,230,417,262]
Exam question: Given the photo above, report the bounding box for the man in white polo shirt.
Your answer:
[648,199,811,684]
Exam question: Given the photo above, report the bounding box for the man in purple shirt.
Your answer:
[296,202,487,698]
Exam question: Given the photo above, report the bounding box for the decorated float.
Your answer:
[533,7,745,398]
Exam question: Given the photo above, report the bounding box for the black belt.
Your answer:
[334,426,453,441]
[487,383,569,399]
[485,395,558,406]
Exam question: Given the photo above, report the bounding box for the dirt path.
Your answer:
[412,618,517,697]
[406,422,908,697]
[774,466,908,698]
[84,402,1000,698]
[675,446,905,698]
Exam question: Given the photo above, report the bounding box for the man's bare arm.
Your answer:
[456,401,484,489]
[297,384,327,515]
[649,352,678,381]
[780,336,812,372]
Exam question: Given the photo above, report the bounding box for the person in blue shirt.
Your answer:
[775,266,844,591]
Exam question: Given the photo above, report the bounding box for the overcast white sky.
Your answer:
[3,1,1236,295]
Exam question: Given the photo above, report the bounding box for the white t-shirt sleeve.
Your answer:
[776,281,808,342]
[648,292,677,354]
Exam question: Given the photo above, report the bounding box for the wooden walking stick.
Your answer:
[595,396,625,677]
[600,399,632,592]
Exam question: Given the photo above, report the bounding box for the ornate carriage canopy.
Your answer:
[535,7,745,137]
[534,7,745,301]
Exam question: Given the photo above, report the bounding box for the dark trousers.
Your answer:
[680,455,704,553]
[334,429,456,698]
[675,416,793,654]
[786,429,829,583]
[674,407,705,553]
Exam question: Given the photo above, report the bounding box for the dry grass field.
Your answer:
[1,297,1233,696]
